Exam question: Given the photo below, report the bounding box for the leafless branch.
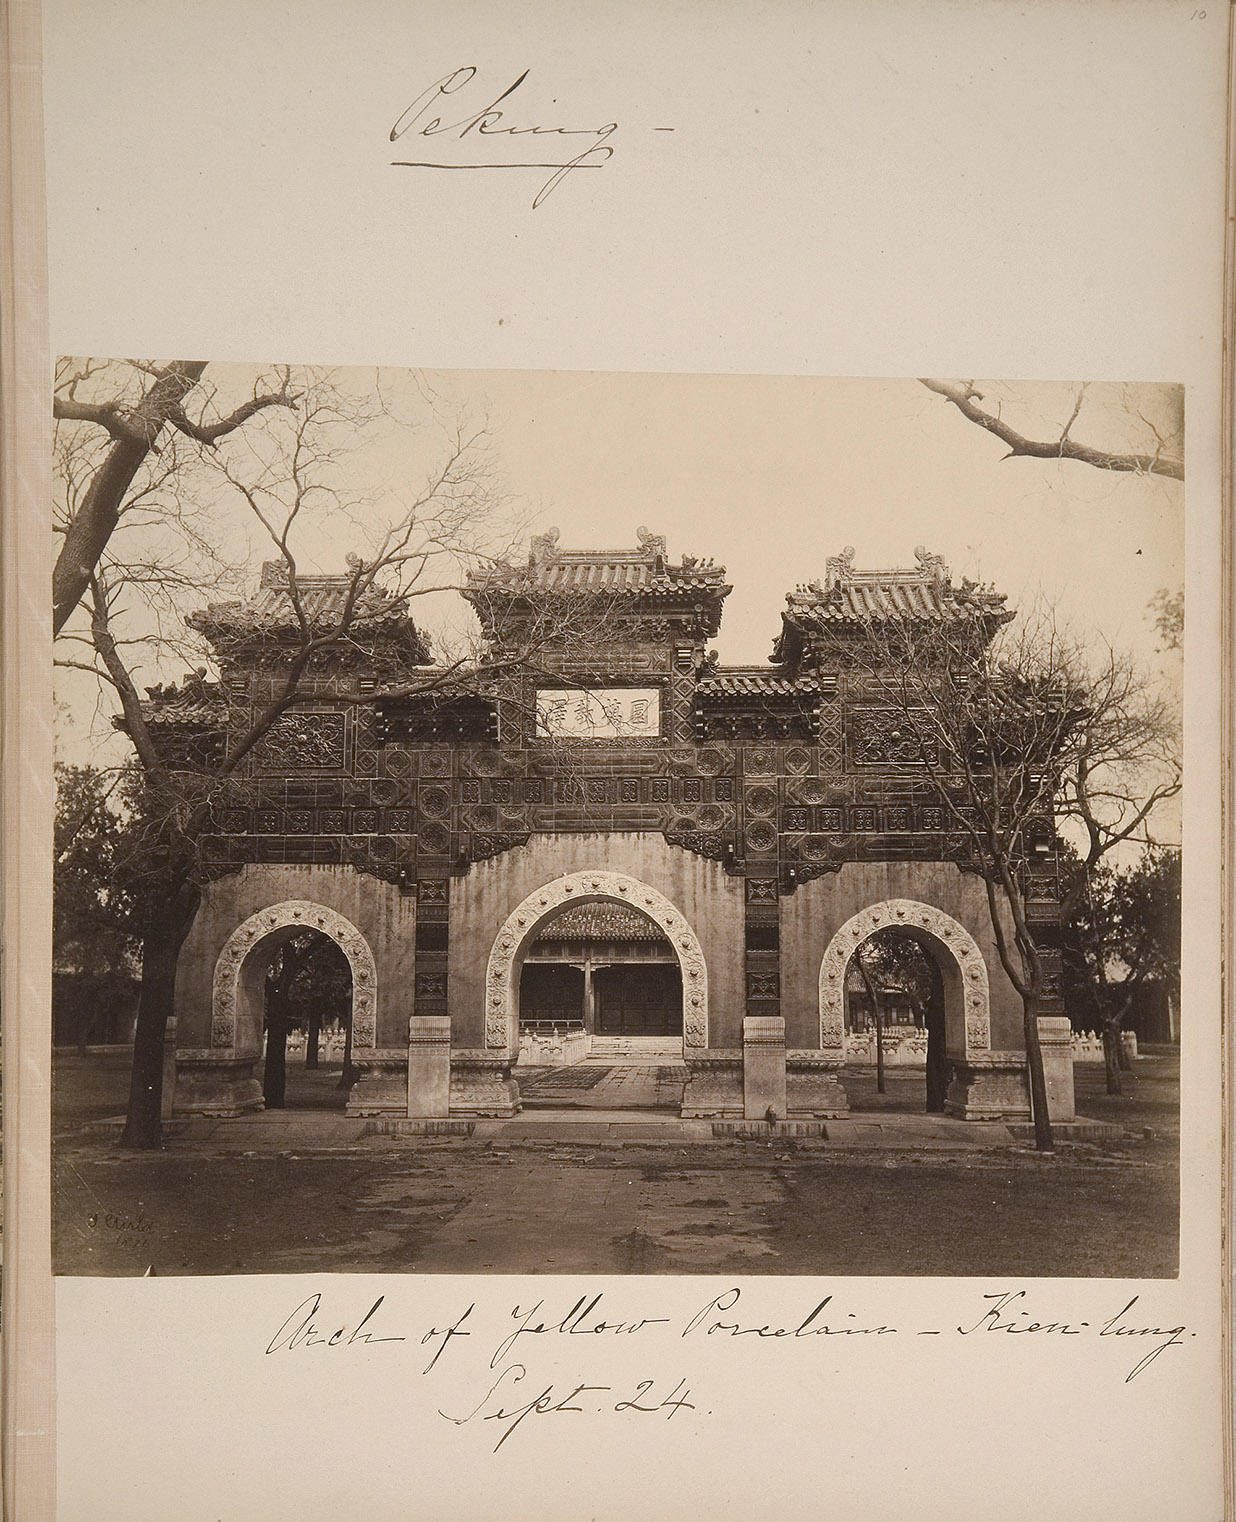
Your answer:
[920,379,1184,480]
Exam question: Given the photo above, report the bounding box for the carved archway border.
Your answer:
[485,871,708,1052]
[817,898,991,1060]
[211,900,378,1052]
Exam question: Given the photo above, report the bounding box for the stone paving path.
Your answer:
[69,1048,1127,1154]
[517,1049,688,1112]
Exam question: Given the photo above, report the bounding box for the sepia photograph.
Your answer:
[49,366,1184,1279]
[13,5,1228,1519]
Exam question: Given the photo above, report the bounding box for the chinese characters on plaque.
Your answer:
[535,687,661,739]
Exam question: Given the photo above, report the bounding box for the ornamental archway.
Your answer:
[485,872,708,1054]
[818,899,991,1063]
[210,901,378,1055]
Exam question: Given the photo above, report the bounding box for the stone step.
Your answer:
[588,1037,684,1056]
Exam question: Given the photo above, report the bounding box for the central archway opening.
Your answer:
[514,899,687,1111]
[843,927,951,1113]
[518,900,684,1046]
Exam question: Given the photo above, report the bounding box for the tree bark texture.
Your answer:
[1022,992,1054,1150]
[120,880,200,1148]
[924,966,949,1113]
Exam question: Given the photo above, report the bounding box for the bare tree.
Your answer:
[853,941,888,1094]
[920,379,1184,480]
[819,589,1180,1150]
[851,931,947,1106]
[55,366,635,1146]
[52,359,297,633]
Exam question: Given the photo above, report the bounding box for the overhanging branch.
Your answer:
[921,379,1184,480]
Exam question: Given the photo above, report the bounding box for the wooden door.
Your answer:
[595,965,682,1036]
[519,964,585,1026]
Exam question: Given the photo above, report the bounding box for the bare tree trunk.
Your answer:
[1022,991,1053,1151]
[305,1008,320,1069]
[855,949,886,1092]
[1103,989,1136,1093]
[263,988,290,1109]
[1102,1021,1123,1096]
[981,873,1054,1151]
[336,1014,355,1089]
[924,962,949,1113]
[120,880,200,1149]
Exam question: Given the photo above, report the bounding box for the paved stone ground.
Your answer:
[518,1052,688,1111]
[51,1051,1180,1279]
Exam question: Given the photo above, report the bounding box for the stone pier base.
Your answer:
[743,1017,787,1121]
[786,1052,851,1118]
[450,1052,521,1117]
[1037,1016,1077,1122]
[172,1052,263,1117]
[681,1052,743,1118]
[407,1016,452,1118]
[944,1055,1032,1121]
[345,1051,410,1116]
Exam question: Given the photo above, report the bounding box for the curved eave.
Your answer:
[466,588,729,637]
[187,620,433,664]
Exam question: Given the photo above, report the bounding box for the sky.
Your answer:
[54,367,1184,760]
[416,370,1183,665]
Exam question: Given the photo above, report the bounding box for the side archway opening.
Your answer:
[210,901,378,1065]
[819,900,992,1085]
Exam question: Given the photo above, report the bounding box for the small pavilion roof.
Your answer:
[465,528,731,635]
[696,664,821,700]
[773,546,1012,664]
[136,671,229,726]
[187,558,431,661]
[532,903,670,944]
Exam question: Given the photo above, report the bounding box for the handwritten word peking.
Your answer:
[389,66,670,209]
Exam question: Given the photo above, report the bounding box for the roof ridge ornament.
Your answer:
[914,545,949,585]
[636,525,668,562]
[529,526,561,564]
[825,544,856,585]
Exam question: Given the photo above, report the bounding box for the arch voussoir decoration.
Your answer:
[485,871,708,1051]
[211,900,378,1052]
[817,898,991,1059]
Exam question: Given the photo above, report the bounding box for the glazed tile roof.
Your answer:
[143,697,230,725]
[696,666,820,699]
[772,547,1012,669]
[466,527,731,601]
[532,903,670,943]
[783,546,1009,627]
[187,559,430,659]
[523,554,730,595]
[139,674,229,725]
